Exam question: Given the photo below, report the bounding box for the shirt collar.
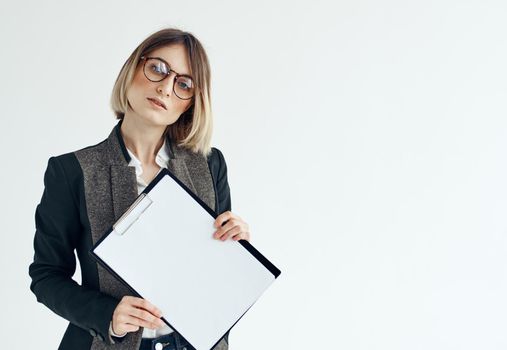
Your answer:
[126,139,170,172]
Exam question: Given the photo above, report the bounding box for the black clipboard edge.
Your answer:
[88,166,282,348]
[90,246,244,350]
[238,240,281,278]
[91,167,281,278]
[144,168,216,217]
[145,168,282,278]
[88,246,184,343]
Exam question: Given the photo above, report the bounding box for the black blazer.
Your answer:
[29,121,232,349]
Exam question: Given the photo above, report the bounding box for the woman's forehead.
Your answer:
[148,44,191,75]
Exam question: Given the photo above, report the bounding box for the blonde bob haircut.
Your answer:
[110,28,213,156]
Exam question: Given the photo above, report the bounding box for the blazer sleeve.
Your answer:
[208,147,232,214]
[207,147,232,346]
[28,156,120,345]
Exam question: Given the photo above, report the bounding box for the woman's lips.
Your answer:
[147,98,166,110]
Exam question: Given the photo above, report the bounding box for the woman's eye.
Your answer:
[177,79,193,90]
[177,82,189,90]
[150,64,167,75]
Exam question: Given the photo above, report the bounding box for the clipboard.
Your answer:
[90,168,281,350]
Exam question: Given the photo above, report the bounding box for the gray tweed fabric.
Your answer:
[74,127,226,350]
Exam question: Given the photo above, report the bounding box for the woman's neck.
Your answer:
[120,115,166,165]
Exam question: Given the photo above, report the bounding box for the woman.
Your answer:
[29,28,250,350]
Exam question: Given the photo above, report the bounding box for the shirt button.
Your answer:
[89,328,97,337]
[155,342,170,350]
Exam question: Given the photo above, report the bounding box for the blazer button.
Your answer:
[89,328,97,337]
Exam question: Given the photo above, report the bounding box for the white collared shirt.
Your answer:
[109,140,175,340]
[126,140,171,195]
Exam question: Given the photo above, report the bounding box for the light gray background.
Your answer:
[1,0,506,349]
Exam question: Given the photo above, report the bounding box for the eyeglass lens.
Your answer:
[144,58,194,99]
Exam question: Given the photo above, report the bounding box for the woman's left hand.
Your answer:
[213,211,250,242]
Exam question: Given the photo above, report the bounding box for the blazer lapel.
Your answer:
[110,165,138,221]
[104,120,139,221]
[165,136,216,212]
[105,120,208,221]
[167,157,197,194]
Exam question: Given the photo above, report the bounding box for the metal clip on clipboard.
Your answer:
[113,193,153,235]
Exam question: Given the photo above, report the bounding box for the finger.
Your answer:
[128,297,163,318]
[113,314,141,334]
[123,324,140,333]
[123,315,162,330]
[123,313,163,329]
[232,232,245,241]
[116,323,140,334]
[233,231,250,242]
[214,211,234,228]
[128,306,164,326]
[221,225,243,241]
[213,219,237,239]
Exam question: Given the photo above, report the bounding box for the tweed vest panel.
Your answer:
[75,126,226,350]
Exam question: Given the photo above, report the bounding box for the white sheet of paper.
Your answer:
[93,173,277,350]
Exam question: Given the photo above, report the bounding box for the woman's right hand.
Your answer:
[111,296,165,335]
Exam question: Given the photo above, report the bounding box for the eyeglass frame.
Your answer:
[139,55,195,100]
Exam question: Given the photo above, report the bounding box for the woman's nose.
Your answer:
[157,74,176,97]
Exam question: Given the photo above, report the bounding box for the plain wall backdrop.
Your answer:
[1,0,507,349]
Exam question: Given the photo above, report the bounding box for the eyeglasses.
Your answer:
[140,56,195,100]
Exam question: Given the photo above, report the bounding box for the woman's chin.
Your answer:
[140,111,179,127]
